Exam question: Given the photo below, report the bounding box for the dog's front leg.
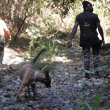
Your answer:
[31,84,36,100]
[27,85,31,98]
[15,83,26,102]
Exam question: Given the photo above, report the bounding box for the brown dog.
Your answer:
[15,49,51,101]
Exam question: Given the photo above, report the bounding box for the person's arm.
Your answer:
[96,22,105,45]
[69,21,79,43]
[2,20,11,40]
[4,28,11,40]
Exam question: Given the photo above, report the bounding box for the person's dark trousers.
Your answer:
[0,42,4,82]
[82,45,100,78]
[0,42,4,65]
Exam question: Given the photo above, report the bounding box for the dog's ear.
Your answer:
[45,71,50,79]
[44,70,51,88]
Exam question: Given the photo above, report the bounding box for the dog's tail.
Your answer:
[31,48,46,65]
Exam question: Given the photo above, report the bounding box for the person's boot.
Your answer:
[0,78,2,83]
[85,73,90,79]
[0,62,2,70]
[94,71,101,78]
[0,75,4,87]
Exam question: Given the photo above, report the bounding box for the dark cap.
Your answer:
[82,1,92,9]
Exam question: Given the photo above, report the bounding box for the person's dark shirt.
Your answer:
[75,10,100,47]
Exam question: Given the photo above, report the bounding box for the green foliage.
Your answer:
[25,23,60,71]
[26,23,59,51]
[0,4,5,12]
[51,0,82,17]
[26,25,41,48]
[0,99,7,110]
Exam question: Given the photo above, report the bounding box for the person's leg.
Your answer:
[0,43,4,83]
[82,46,90,79]
[0,43,4,65]
[92,46,100,75]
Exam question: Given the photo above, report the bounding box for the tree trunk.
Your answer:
[14,15,27,41]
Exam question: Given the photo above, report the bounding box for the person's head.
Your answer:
[82,1,93,12]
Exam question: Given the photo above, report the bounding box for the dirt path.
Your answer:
[3,48,24,65]
[0,47,110,110]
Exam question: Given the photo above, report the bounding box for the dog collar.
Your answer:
[35,71,38,78]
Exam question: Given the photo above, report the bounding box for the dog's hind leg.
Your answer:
[15,82,27,102]
[27,85,31,98]
[31,84,36,100]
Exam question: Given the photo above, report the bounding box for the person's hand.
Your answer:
[102,40,105,45]
[67,41,72,48]
[67,40,72,44]
[8,35,11,40]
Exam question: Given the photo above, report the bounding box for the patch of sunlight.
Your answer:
[3,57,24,65]
[105,35,110,43]
[3,48,25,65]
[51,56,72,63]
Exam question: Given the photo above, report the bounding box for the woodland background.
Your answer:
[1,0,110,48]
[1,0,110,70]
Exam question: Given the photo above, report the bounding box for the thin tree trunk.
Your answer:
[14,15,27,41]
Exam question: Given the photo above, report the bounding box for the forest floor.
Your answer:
[0,43,110,110]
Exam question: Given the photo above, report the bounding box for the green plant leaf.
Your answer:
[84,101,92,110]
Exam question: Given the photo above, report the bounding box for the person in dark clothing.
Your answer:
[68,1,105,79]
